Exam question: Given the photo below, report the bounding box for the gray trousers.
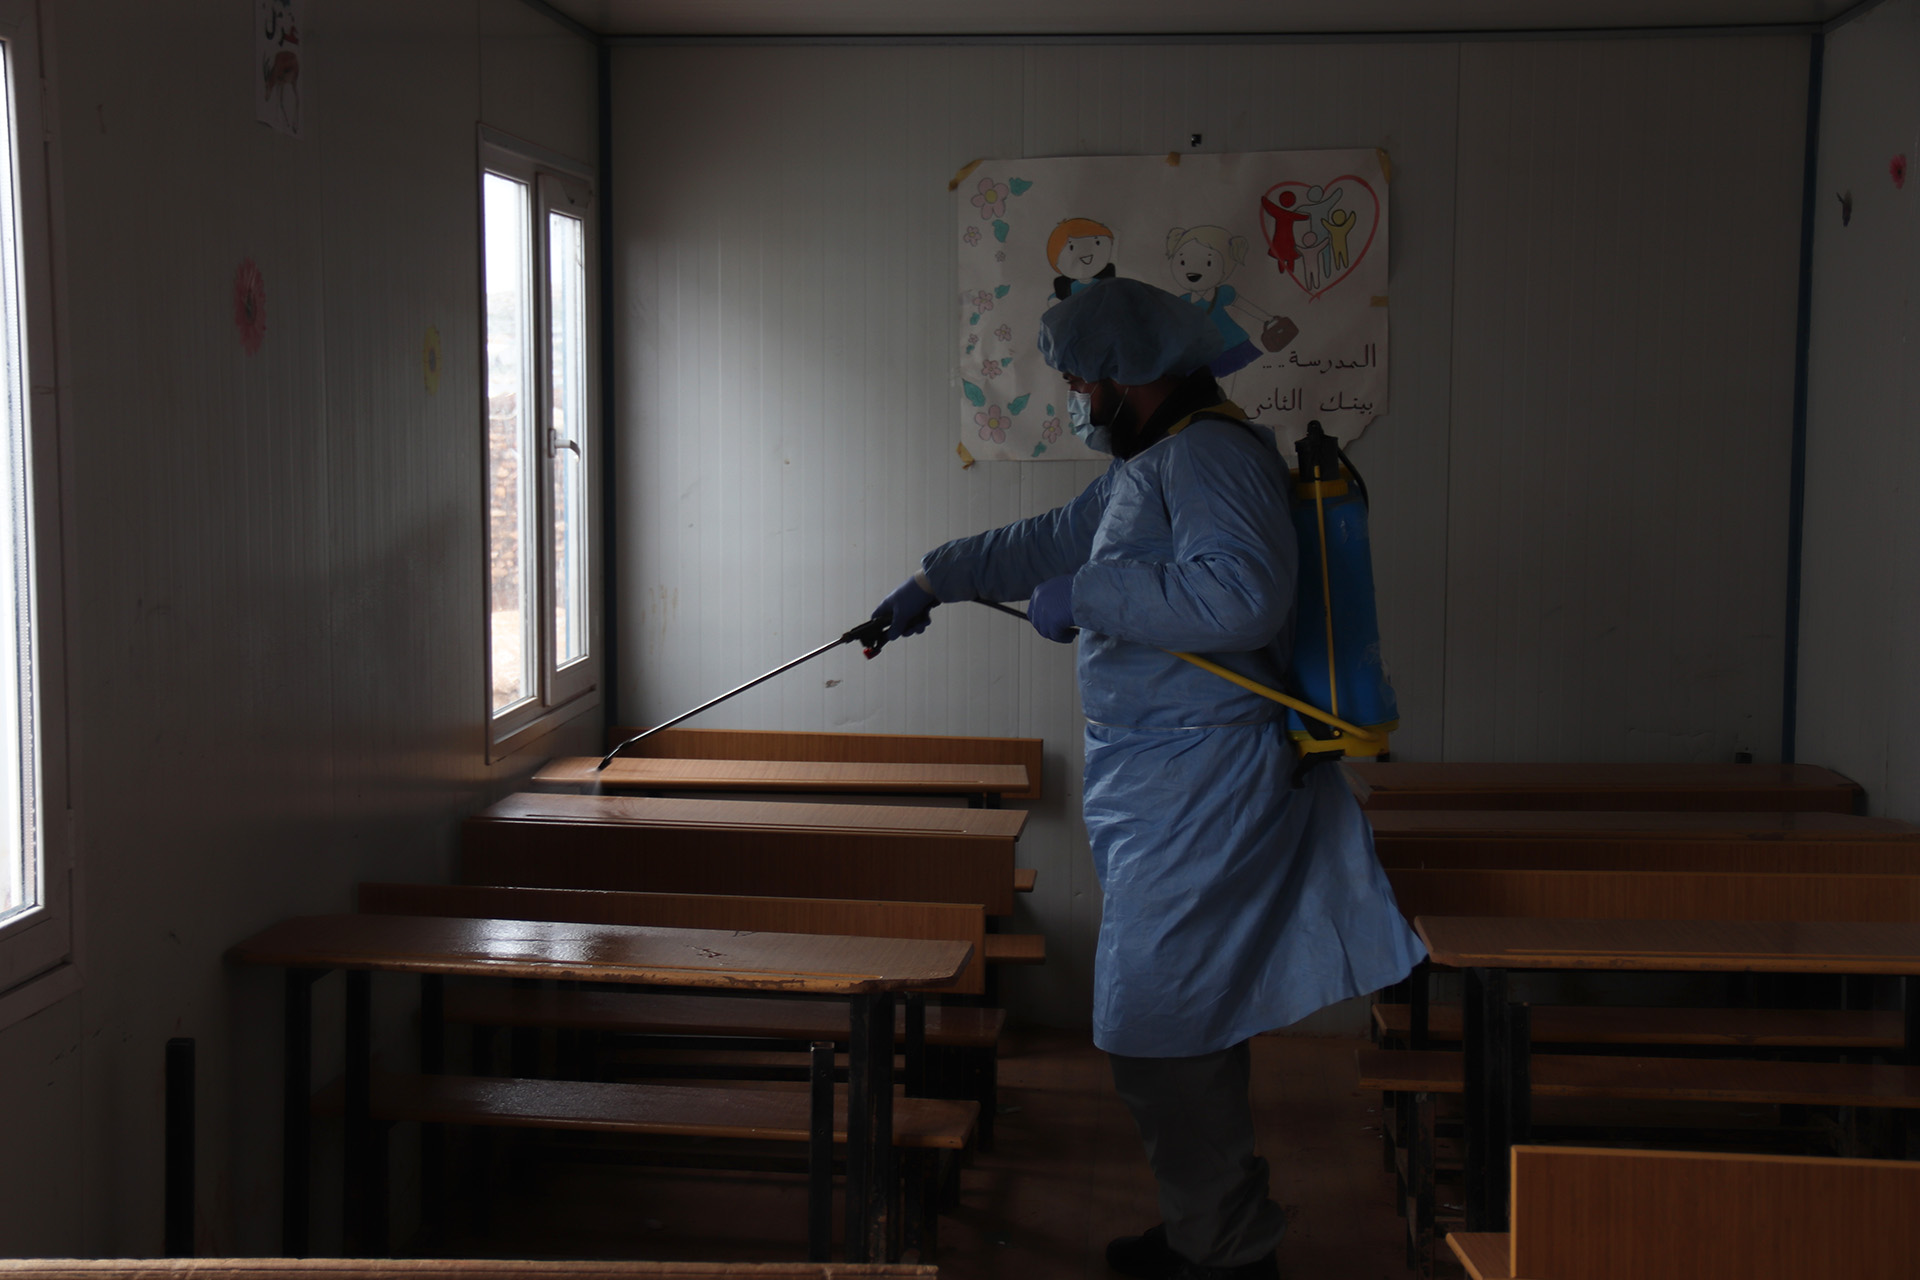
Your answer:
[1108,1040,1288,1268]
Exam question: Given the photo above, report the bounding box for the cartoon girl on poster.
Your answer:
[1165,226,1298,377]
[1047,218,1118,302]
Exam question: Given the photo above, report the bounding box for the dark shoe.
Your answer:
[1106,1223,1186,1279]
[1172,1254,1279,1280]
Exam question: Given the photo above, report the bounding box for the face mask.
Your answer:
[1067,390,1094,435]
[1068,386,1118,455]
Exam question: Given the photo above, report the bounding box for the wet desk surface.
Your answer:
[1416,915,1920,975]
[479,791,1029,839]
[533,756,1031,797]
[231,913,974,995]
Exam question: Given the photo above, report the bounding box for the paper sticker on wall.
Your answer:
[423,325,442,394]
[256,0,303,138]
[234,258,266,355]
[954,149,1391,461]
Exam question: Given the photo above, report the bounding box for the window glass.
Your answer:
[548,209,588,668]
[483,173,536,714]
[0,42,35,924]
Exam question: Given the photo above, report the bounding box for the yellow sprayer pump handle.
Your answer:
[1165,649,1388,751]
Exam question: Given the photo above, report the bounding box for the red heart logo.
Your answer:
[1258,175,1380,301]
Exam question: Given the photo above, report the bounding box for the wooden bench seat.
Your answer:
[0,1263,938,1280]
[445,987,1004,1049]
[465,794,1024,915]
[1372,1001,1903,1049]
[982,934,1046,965]
[328,1071,977,1259]
[604,726,1045,802]
[1359,1047,1920,1108]
[1385,867,1920,922]
[1351,762,1863,812]
[357,1072,978,1149]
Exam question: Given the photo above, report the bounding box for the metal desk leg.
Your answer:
[1905,976,1918,1067]
[1409,960,1431,1050]
[281,968,323,1257]
[420,975,446,1246]
[807,1040,835,1262]
[1461,966,1513,1232]
[344,969,382,1256]
[845,992,897,1263]
[904,996,927,1096]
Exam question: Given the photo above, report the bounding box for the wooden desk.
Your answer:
[230,914,970,1264]
[534,756,1031,807]
[1412,914,1920,1235]
[481,791,1029,838]
[1351,762,1863,812]
[0,1264,938,1280]
[604,726,1046,803]
[1369,809,1917,840]
[466,793,1026,915]
[1372,810,1920,874]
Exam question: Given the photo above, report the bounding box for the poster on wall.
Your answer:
[954,149,1389,461]
[256,0,303,138]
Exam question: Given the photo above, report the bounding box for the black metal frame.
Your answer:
[277,965,918,1262]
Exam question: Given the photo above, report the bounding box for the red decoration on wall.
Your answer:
[1892,154,1908,190]
[233,258,267,354]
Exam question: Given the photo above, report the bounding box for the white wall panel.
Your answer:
[1799,0,1920,818]
[614,35,1811,1024]
[0,0,600,1256]
[613,41,1463,1026]
[1445,36,1808,763]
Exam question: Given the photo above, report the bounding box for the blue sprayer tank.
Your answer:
[1286,421,1398,757]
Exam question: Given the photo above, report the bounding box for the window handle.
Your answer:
[547,428,582,457]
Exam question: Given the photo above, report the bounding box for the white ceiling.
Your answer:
[549,0,1862,38]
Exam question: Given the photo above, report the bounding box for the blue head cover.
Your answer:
[1037,277,1224,385]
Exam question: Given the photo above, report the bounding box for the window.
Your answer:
[479,131,598,757]
[0,0,72,1007]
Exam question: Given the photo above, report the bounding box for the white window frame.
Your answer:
[478,129,600,760]
[0,0,75,1018]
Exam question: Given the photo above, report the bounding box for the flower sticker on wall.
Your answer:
[975,405,1010,443]
[422,325,442,394]
[994,324,1012,342]
[981,358,1002,380]
[964,172,1031,245]
[972,176,1009,220]
[233,258,267,355]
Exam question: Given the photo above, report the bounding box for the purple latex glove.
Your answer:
[1028,574,1079,643]
[873,576,939,642]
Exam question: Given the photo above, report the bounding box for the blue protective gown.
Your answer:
[921,415,1425,1058]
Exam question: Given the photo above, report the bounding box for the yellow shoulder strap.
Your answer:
[1163,400,1248,437]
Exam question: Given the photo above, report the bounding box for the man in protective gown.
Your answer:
[872,278,1424,1280]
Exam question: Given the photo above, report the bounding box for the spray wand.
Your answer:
[596,617,890,771]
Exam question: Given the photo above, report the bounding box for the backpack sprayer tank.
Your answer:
[1288,421,1398,758]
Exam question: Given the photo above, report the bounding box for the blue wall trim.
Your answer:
[1781,32,1824,764]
